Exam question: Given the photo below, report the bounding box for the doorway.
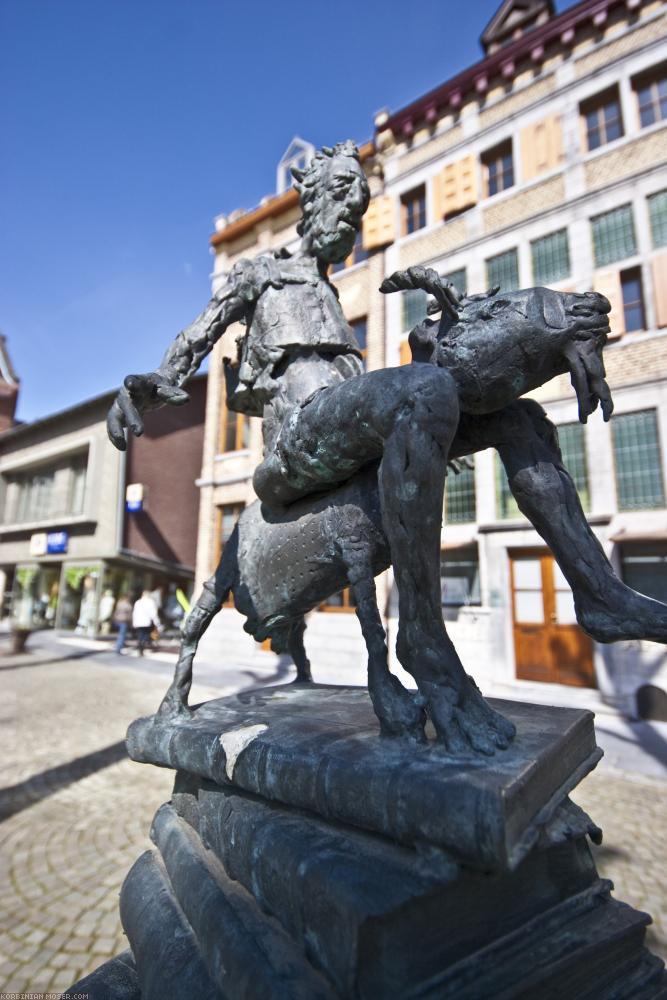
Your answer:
[509,550,596,688]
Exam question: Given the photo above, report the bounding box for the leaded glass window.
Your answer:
[591,205,637,267]
[445,458,476,523]
[496,456,521,520]
[442,268,467,297]
[612,410,665,510]
[558,422,590,511]
[486,249,519,291]
[648,190,667,249]
[621,268,646,332]
[531,229,570,285]
[402,289,428,331]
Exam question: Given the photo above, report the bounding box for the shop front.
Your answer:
[10,558,193,637]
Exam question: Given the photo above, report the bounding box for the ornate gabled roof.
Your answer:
[0,334,19,387]
[481,0,555,53]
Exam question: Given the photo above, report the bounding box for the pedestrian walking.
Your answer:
[113,593,133,654]
[132,591,160,656]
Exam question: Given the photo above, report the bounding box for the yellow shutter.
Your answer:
[652,253,667,328]
[362,195,395,250]
[594,270,625,338]
[436,154,478,219]
[521,115,563,181]
[399,338,412,365]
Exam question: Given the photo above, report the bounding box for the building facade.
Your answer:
[196,0,667,715]
[0,377,206,635]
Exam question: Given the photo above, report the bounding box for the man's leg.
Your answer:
[254,366,515,753]
[453,401,667,642]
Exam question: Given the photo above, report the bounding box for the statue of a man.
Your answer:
[108,141,666,754]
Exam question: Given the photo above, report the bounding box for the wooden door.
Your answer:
[510,550,595,688]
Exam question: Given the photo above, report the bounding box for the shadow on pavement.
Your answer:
[0,739,128,823]
[0,648,114,671]
[595,721,667,769]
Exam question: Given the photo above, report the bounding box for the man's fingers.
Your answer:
[106,400,127,451]
[155,384,190,406]
[117,390,145,437]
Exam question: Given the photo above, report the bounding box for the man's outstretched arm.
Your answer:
[106,259,265,451]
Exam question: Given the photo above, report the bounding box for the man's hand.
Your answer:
[106,373,190,451]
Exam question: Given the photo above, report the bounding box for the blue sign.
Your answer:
[126,499,143,512]
[46,531,68,554]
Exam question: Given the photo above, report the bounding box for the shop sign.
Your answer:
[126,483,145,512]
[46,531,68,554]
[29,533,47,556]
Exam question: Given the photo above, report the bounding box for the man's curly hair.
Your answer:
[291,141,366,235]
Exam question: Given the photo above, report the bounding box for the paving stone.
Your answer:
[0,642,665,993]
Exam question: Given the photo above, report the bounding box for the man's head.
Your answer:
[292,141,370,264]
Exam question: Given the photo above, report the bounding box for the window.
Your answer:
[482,141,514,197]
[352,229,369,265]
[350,317,367,368]
[15,469,55,523]
[330,230,368,273]
[496,456,521,520]
[621,268,646,332]
[621,544,667,605]
[486,248,519,291]
[445,458,476,523]
[215,503,244,601]
[635,66,667,128]
[581,88,623,151]
[612,410,665,510]
[648,190,667,248]
[531,229,570,285]
[442,268,467,297]
[557,422,590,511]
[220,402,251,453]
[591,205,637,267]
[68,454,88,516]
[440,546,481,607]
[496,423,590,517]
[7,450,89,525]
[402,289,428,331]
[401,186,427,235]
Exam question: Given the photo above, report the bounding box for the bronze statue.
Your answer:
[107,141,667,754]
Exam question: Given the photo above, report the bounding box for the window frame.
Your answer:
[481,140,514,198]
[400,185,427,237]
[590,204,637,268]
[633,64,667,130]
[214,502,245,603]
[219,399,251,454]
[531,229,571,285]
[611,409,665,512]
[485,247,520,292]
[580,87,624,152]
[620,267,646,333]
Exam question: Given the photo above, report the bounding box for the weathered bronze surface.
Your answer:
[107,140,667,754]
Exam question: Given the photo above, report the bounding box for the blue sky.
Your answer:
[2,0,549,421]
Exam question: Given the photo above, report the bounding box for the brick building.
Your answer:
[0,376,206,635]
[195,0,667,715]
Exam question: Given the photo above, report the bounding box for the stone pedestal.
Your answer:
[68,685,667,999]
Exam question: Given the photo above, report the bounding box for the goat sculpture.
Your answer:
[156,270,667,750]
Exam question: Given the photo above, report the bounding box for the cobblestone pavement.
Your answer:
[0,640,664,993]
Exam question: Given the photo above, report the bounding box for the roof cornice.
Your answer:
[380,0,632,138]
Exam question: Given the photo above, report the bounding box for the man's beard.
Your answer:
[306,213,358,263]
